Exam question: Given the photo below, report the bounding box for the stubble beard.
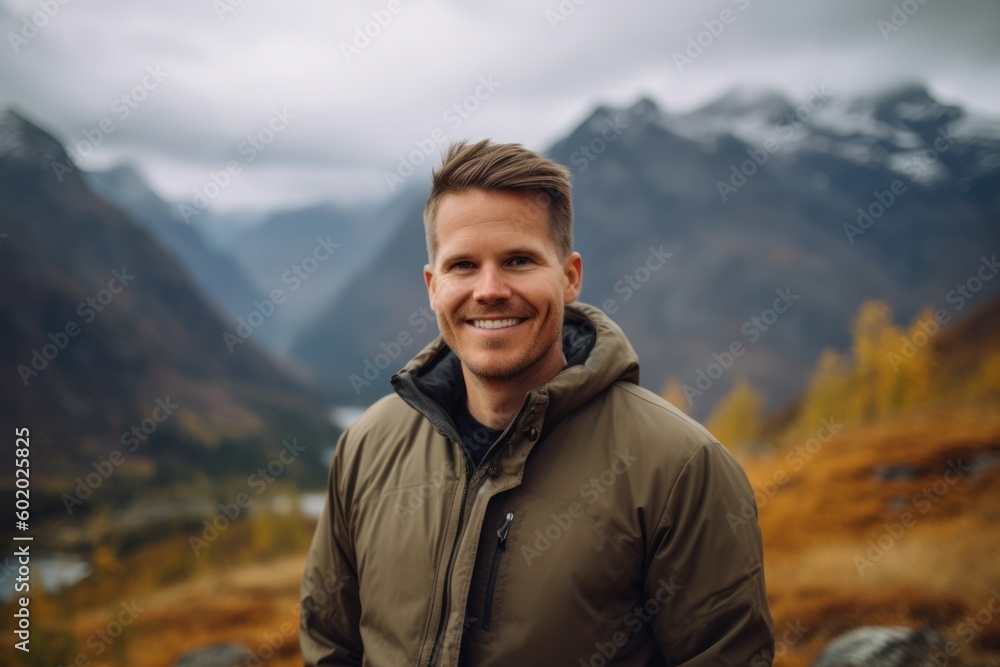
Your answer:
[443,304,564,383]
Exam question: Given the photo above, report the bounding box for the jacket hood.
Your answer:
[390,302,640,440]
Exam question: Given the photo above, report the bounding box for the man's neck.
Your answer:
[462,350,566,430]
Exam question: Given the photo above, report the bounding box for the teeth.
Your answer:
[472,318,523,329]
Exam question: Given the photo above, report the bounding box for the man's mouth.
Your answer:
[469,318,526,330]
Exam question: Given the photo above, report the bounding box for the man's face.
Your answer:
[424,189,582,384]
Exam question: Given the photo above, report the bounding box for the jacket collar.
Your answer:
[390,302,640,440]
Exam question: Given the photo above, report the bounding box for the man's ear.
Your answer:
[563,251,583,303]
[424,264,436,311]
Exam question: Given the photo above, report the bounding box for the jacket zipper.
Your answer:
[479,394,533,470]
[427,453,470,666]
[426,395,533,663]
[482,511,514,630]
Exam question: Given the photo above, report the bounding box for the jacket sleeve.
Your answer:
[300,431,364,666]
[647,441,775,667]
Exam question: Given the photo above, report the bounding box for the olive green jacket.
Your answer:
[300,302,774,666]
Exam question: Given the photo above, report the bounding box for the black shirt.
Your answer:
[452,391,506,468]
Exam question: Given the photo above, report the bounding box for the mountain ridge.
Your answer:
[0,110,336,510]
[289,84,1000,414]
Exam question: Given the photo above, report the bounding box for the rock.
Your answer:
[971,451,1000,477]
[812,626,943,667]
[874,465,920,482]
[172,643,253,667]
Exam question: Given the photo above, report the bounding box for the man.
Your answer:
[300,139,774,666]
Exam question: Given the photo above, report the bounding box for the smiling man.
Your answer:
[300,140,775,666]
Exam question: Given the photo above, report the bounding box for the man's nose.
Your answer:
[473,264,512,303]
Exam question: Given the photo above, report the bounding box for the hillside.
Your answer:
[17,397,998,667]
[84,164,265,330]
[0,110,336,518]
[13,297,996,667]
[748,398,1000,666]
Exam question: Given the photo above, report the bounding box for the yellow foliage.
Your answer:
[250,492,310,557]
[705,378,765,450]
[964,349,1000,397]
[795,348,850,436]
[896,306,939,409]
[793,298,997,439]
[91,544,121,575]
[847,300,898,423]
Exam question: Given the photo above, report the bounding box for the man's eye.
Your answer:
[453,261,474,270]
[510,257,531,266]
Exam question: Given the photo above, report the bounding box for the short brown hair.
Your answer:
[423,139,573,262]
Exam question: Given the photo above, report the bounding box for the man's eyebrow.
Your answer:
[439,246,546,266]
[504,246,545,258]
[439,252,474,267]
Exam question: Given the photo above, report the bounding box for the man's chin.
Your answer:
[461,355,530,382]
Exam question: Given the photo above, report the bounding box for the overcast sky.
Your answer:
[2,0,999,214]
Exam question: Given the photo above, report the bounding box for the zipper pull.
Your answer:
[497,512,514,547]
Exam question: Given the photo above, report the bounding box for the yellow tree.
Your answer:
[876,317,906,417]
[897,306,939,409]
[964,350,1000,398]
[848,300,895,422]
[796,348,850,434]
[705,378,765,450]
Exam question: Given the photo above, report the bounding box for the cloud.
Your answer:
[1,0,997,211]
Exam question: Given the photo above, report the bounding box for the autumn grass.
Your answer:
[8,396,1000,667]
[0,508,312,667]
[745,398,1000,666]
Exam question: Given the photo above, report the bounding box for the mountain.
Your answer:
[0,109,336,514]
[84,164,264,328]
[226,187,420,352]
[291,188,435,403]
[290,84,1000,414]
